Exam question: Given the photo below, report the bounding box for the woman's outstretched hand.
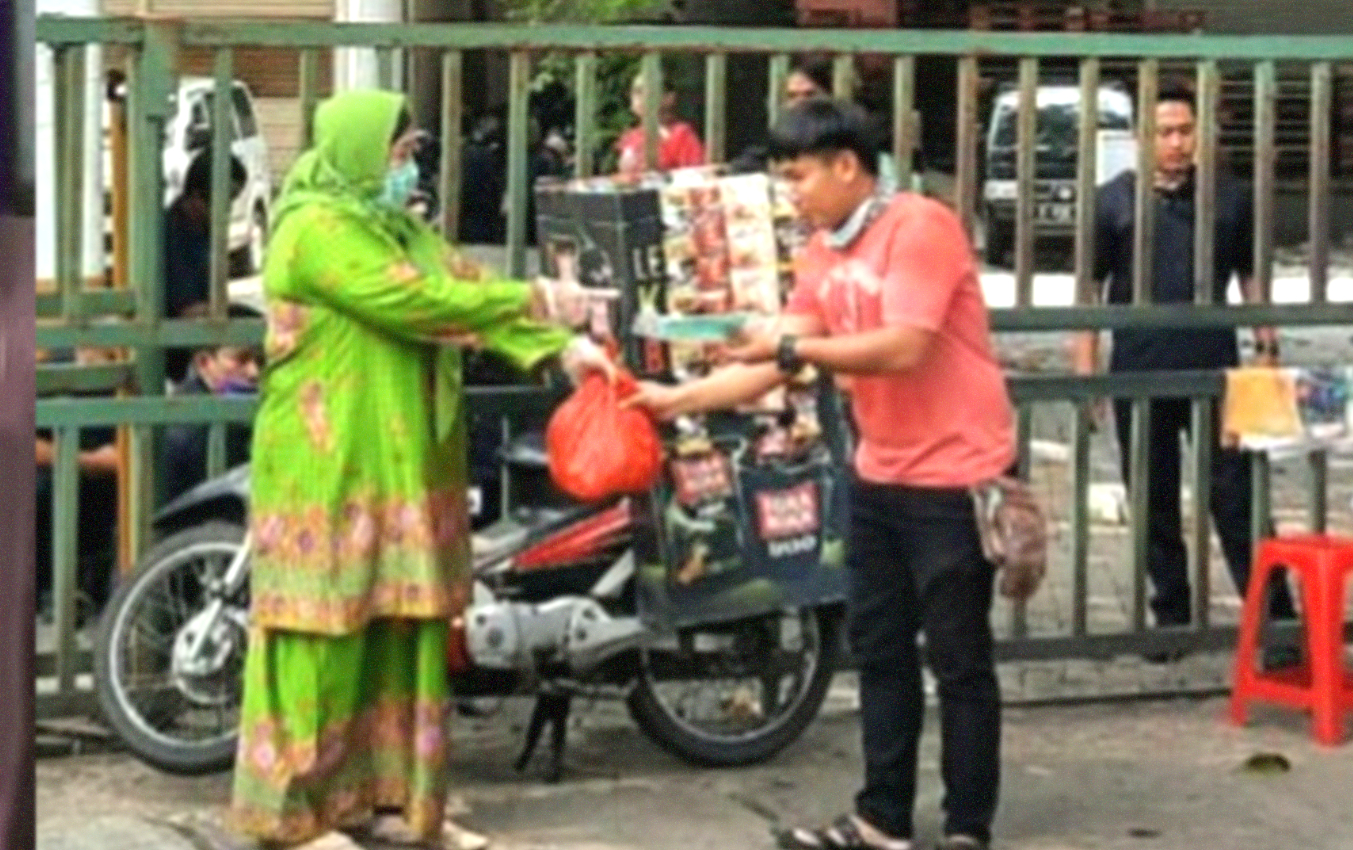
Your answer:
[530,276,619,329]
[559,336,617,386]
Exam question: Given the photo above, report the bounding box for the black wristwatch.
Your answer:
[776,335,804,375]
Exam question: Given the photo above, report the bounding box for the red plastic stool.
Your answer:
[1228,534,1353,745]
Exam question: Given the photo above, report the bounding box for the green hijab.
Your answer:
[272,89,419,240]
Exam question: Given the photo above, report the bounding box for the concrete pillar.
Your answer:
[334,0,405,92]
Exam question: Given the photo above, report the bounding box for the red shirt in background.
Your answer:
[786,194,1015,488]
[615,122,706,174]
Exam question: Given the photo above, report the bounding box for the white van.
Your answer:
[981,83,1134,267]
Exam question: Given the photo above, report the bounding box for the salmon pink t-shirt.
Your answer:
[615,122,706,174]
[786,194,1015,488]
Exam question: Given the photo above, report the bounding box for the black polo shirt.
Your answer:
[1094,169,1251,371]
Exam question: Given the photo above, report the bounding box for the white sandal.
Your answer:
[288,832,367,850]
[365,814,491,850]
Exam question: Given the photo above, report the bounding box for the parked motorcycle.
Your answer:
[92,430,843,780]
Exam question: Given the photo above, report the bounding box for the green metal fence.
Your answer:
[35,16,1353,719]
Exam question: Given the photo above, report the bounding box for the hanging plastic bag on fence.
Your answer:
[546,370,663,502]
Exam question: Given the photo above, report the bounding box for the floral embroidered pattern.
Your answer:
[389,261,422,284]
[266,301,311,362]
[233,696,448,844]
[445,250,487,282]
[299,380,334,452]
[249,488,471,632]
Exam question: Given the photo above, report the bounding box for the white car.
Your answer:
[162,77,273,276]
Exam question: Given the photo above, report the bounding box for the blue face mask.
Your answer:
[216,377,257,396]
[381,160,419,209]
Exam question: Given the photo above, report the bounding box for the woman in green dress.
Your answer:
[229,89,607,850]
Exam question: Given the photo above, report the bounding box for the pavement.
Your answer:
[35,674,1353,850]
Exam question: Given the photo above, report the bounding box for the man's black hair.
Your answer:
[767,97,880,177]
[182,145,247,201]
[1156,79,1197,115]
[183,302,264,358]
[788,56,834,96]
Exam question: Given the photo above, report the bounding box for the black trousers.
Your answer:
[1113,397,1297,626]
[34,467,118,609]
[847,478,1000,843]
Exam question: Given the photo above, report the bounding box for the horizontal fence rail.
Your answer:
[34,15,1353,720]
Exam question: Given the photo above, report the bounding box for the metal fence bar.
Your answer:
[1251,453,1272,574]
[1074,57,1099,310]
[767,53,789,127]
[1189,60,1219,633]
[892,55,915,191]
[1309,61,1332,305]
[1010,405,1034,638]
[1194,59,1218,305]
[1070,403,1092,637]
[1129,399,1152,633]
[1132,59,1157,306]
[574,51,597,179]
[127,24,175,562]
[208,49,234,318]
[505,49,531,278]
[1127,58,1158,636]
[831,53,853,98]
[55,45,86,323]
[148,20,1353,61]
[376,45,395,89]
[33,303,1350,352]
[439,50,463,238]
[38,290,133,317]
[955,55,979,236]
[37,363,134,395]
[207,422,227,477]
[297,48,320,150]
[1190,397,1214,630]
[703,52,727,164]
[1253,60,1276,304]
[33,373,1260,430]
[1309,451,1328,533]
[640,51,662,171]
[51,427,80,692]
[986,302,1348,332]
[1014,56,1037,306]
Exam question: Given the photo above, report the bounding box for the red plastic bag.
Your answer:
[546,370,663,502]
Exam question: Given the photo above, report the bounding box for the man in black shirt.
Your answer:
[162,303,259,501]
[35,347,120,619]
[163,145,247,383]
[1075,81,1297,653]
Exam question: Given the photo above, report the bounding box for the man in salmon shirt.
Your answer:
[614,72,705,176]
[627,98,1015,850]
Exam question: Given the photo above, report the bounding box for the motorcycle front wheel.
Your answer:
[93,522,248,776]
[626,605,843,767]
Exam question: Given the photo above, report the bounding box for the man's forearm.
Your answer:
[78,445,121,475]
[669,362,786,417]
[795,326,932,375]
